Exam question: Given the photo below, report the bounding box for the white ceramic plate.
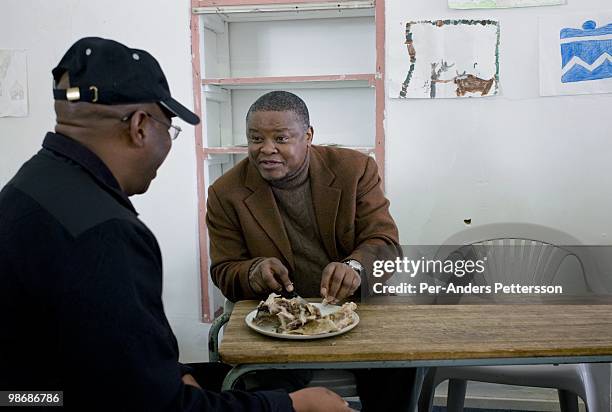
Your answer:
[245,303,360,340]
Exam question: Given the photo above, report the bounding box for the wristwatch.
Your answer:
[344,259,364,276]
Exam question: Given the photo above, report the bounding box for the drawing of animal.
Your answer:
[454,71,495,96]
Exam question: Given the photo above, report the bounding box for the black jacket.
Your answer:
[0,132,292,412]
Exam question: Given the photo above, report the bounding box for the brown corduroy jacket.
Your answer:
[206,145,401,302]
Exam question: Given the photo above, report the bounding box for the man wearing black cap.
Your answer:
[0,37,351,412]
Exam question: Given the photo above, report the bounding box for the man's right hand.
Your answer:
[248,257,293,295]
[289,387,355,412]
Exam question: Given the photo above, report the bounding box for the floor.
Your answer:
[346,381,587,411]
[432,381,586,412]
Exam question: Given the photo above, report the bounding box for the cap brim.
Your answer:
[160,98,200,125]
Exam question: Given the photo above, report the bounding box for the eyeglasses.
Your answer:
[121,111,182,140]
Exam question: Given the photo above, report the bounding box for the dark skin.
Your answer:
[246,110,360,303]
[54,74,172,196]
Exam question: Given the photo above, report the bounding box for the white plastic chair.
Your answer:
[418,223,612,412]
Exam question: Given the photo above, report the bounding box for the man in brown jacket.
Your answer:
[207,91,401,303]
[206,91,415,411]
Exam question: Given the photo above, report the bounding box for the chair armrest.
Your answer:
[208,311,232,362]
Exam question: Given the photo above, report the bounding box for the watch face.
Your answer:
[347,260,363,273]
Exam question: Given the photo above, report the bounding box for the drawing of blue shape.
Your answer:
[561,40,611,68]
[560,20,612,39]
[562,59,612,83]
[560,20,612,83]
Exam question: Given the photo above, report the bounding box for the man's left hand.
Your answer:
[182,373,202,390]
[320,262,361,303]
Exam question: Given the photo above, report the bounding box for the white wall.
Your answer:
[385,0,612,245]
[0,0,208,362]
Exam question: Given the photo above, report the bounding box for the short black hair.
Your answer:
[246,91,310,131]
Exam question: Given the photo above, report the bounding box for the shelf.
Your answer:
[204,145,375,156]
[194,1,374,21]
[203,74,376,90]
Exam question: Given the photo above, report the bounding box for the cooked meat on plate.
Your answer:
[253,293,357,335]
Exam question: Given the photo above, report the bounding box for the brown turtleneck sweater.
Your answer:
[269,153,330,297]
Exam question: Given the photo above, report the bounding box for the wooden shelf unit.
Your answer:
[204,145,375,155]
[202,73,376,89]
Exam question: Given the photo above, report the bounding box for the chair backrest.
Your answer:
[433,223,610,300]
[442,223,582,246]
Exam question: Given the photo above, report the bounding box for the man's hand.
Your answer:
[289,387,355,412]
[182,373,202,390]
[248,257,293,295]
[320,262,361,303]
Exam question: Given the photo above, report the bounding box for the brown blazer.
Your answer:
[206,145,401,301]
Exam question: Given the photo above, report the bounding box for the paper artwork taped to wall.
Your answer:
[0,50,28,117]
[389,20,499,99]
[449,0,565,9]
[540,12,612,96]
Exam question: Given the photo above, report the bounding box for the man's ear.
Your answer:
[306,126,314,145]
[127,110,149,148]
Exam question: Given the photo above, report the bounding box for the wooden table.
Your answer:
[219,301,612,397]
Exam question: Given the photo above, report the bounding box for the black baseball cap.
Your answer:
[52,37,200,125]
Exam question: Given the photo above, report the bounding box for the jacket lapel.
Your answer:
[309,148,341,259]
[244,162,295,270]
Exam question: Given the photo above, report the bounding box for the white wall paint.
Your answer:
[385,1,612,245]
[0,0,208,362]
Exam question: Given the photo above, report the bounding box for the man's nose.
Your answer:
[261,139,277,154]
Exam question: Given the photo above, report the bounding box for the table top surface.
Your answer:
[219,301,612,365]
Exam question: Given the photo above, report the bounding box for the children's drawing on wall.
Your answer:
[449,0,565,9]
[561,21,612,83]
[0,49,28,117]
[540,12,612,96]
[389,20,499,99]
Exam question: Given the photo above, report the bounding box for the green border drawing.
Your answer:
[399,20,500,99]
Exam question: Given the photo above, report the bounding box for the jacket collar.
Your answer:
[42,132,137,214]
[308,147,342,260]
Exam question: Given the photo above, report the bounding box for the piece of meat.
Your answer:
[288,318,339,335]
[253,293,357,335]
